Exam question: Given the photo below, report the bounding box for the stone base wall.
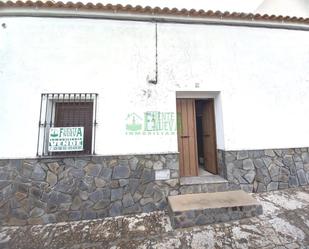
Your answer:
[221,148,309,192]
[1,147,309,225]
[217,150,227,179]
[0,154,180,226]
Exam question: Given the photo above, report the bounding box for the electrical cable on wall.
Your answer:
[148,22,158,84]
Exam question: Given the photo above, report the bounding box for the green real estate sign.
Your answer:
[125,111,177,135]
[48,127,84,152]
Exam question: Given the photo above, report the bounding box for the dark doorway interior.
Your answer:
[196,110,204,166]
[195,99,218,175]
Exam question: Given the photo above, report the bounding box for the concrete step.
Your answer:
[180,175,229,185]
[179,175,240,194]
[168,190,263,229]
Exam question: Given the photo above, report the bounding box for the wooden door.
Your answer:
[202,99,218,174]
[176,99,198,177]
[55,102,93,154]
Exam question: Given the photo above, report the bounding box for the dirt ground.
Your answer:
[1,186,309,249]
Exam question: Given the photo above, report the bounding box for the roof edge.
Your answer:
[0,1,309,29]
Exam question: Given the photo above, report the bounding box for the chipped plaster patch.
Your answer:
[190,229,215,249]
[269,217,305,243]
[239,224,262,235]
[0,227,19,243]
[296,212,309,227]
[124,212,169,232]
[82,225,90,232]
[232,224,276,248]
[152,237,182,249]
[232,226,251,248]
[136,244,148,249]
[92,222,116,239]
[126,217,145,231]
[254,195,281,216]
[260,224,283,245]
[262,192,305,210]
[159,215,173,232]
[211,229,228,248]
[295,191,309,204]
[126,217,142,230]
[0,231,11,244]
[30,226,47,236]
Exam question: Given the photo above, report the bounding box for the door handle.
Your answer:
[203,134,211,137]
[180,135,189,138]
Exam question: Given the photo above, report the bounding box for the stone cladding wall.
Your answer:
[1,147,309,225]
[221,148,309,192]
[0,154,179,225]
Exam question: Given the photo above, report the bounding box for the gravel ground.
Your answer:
[1,186,309,249]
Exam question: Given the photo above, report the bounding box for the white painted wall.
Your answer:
[1,16,309,158]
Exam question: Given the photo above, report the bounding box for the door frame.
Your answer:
[176,96,219,177]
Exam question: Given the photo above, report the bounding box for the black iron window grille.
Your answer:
[36,93,98,157]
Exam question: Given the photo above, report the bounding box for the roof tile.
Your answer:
[0,1,308,26]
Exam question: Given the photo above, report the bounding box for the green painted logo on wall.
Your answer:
[126,113,143,132]
[126,112,176,135]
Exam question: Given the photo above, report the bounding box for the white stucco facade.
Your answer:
[1,16,309,158]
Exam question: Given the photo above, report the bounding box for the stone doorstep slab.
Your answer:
[168,190,263,229]
[168,190,260,212]
[179,175,228,186]
[169,204,263,229]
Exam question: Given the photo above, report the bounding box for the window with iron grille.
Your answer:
[37,93,98,157]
